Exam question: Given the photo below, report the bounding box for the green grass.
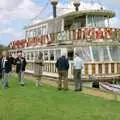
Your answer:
[0,76,120,120]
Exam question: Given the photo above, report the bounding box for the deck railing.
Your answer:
[26,61,120,80]
[10,27,120,49]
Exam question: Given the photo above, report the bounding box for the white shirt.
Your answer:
[73,56,84,70]
[2,57,7,68]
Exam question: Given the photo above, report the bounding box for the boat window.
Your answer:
[75,47,92,62]
[92,46,109,61]
[27,53,30,60]
[87,16,105,27]
[31,52,34,60]
[35,51,38,60]
[56,50,61,60]
[68,50,74,60]
[24,53,27,59]
[38,52,43,60]
[42,25,47,35]
[44,51,48,61]
[38,27,42,35]
[29,30,34,37]
[50,50,54,61]
[109,46,120,61]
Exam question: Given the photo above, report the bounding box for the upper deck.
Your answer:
[9,9,119,49]
[24,10,115,38]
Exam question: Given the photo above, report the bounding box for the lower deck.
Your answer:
[26,60,120,81]
[9,43,120,80]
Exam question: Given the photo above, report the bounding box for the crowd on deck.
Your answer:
[0,50,84,92]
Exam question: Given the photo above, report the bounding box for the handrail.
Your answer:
[9,27,120,49]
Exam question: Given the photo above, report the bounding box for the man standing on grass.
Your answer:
[56,53,69,91]
[15,51,27,86]
[34,52,44,87]
[0,51,12,88]
[73,53,84,92]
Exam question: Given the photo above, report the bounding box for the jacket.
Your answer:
[9,56,15,72]
[56,56,69,71]
[0,57,12,74]
[15,57,27,73]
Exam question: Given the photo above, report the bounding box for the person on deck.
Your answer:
[73,53,84,91]
[56,53,69,91]
[0,51,12,88]
[15,51,27,86]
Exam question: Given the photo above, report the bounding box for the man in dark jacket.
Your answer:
[0,51,12,88]
[8,53,15,72]
[15,51,27,86]
[56,53,69,91]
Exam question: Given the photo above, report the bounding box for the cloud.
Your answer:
[0,28,13,34]
[0,27,24,40]
[0,0,41,22]
[57,1,103,16]
[0,0,42,45]
[110,17,120,28]
[0,0,120,45]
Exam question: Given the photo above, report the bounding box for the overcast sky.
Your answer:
[0,0,120,45]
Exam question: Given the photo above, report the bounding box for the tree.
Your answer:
[0,44,9,52]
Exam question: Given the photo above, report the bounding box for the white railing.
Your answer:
[26,61,120,80]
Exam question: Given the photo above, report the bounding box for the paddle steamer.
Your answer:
[9,2,120,81]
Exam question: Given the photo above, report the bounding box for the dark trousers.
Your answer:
[74,69,82,90]
[18,71,25,85]
[58,70,68,90]
[1,71,9,88]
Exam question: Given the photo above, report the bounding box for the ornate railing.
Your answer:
[26,61,120,80]
[9,27,120,49]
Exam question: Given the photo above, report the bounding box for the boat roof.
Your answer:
[62,10,115,19]
[25,9,115,30]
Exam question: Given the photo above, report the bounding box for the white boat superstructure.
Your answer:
[9,7,120,81]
